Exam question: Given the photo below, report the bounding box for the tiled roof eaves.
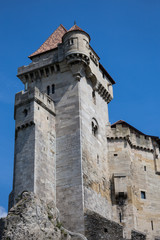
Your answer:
[99,63,116,85]
[63,27,91,41]
[29,47,58,59]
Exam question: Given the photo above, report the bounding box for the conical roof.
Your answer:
[29,24,90,59]
[68,24,84,32]
[65,24,90,41]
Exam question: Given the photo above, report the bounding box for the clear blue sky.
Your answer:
[0,0,160,214]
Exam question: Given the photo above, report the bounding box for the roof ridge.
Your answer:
[60,24,67,32]
[29,24,67,58]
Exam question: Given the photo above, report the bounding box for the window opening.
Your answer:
[97,155,99,164]
[30,73,33,80]
[119,212,122,223]
[141,191,146,199]
[24,82,28,91]
[23,109,28,117]
[151,221,154,230]
[52,84,55,94]
[68,38,74,46]
[45,68,49,77]
[40,69,44,77]
[92,118,98,136]
[144,166,146,171]
[56,64,60,71]
[92,90,96,104]
[47,86,50,95]
[104,228,108,233]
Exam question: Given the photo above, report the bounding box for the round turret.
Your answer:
[62,25,90,65]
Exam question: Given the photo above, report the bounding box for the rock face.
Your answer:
[0,192,86,240]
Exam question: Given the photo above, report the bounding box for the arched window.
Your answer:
[47,86,50,95]
[92,118,98,136]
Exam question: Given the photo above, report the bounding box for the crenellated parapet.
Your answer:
[15,87,55,113]
[107,122,154,152]
[17,25,115,106]
[17,62,60,84]
[14,87,55,131]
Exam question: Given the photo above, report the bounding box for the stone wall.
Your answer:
[13,25,160,240]
[79,66,112,220]
[11,87,56,207]
[55,70,84,233]
[107,123,160,239]
[84,210,124,240]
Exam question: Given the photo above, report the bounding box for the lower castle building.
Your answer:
[8,24,160,240]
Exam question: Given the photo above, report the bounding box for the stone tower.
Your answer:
[9,24,160,240]
[9,24,115,233]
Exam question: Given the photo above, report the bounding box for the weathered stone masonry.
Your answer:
[7,24,160,240]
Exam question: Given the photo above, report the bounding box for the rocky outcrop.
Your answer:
[0,192,87,240]
[0,191,149,240]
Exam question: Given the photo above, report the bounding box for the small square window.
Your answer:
[141,191,146,199]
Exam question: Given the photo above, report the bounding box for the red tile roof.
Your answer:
[28,24,116,87]
[29,24,90,59]
[68,24,84,32]
[29,24,67,58]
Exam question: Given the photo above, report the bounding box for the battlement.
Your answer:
[107,123,154,152]
[15,87,55,115]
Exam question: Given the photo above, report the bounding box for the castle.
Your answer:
[8,24,160,240]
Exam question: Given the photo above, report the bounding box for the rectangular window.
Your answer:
[119,212,122,223]
[151,220,154,230]
[97,155,99,164]
[141,191,146,199]
[25,82,28,91]
[47,86,50,95]
[92,91,96,104]
[52,84,55,94]
[144,166,146,171]
[56,64,60,71]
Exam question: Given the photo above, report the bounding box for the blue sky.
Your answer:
[0,0,160,215]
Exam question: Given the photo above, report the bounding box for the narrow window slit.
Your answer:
[52,84,55,94]
[151,220,154,230]
[47,86,50,95]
